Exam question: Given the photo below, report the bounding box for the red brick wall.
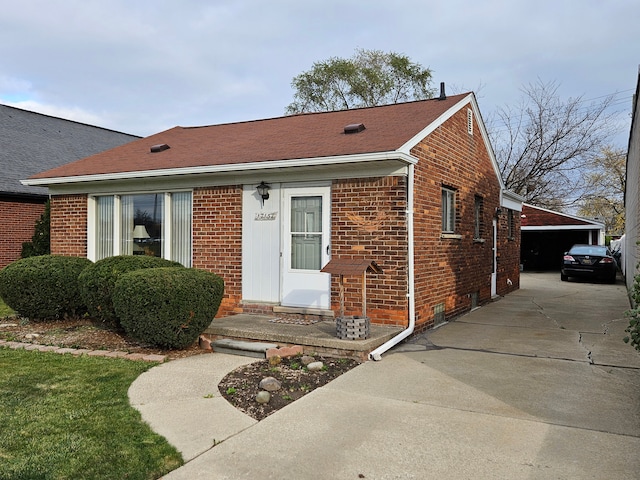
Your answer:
[331,176,409,326]
[521,204,590,226]
[192,186,243,317]
[50,195,88,257]
[0,199,46,268]
[496,209,521,295]
[410,106,518,331]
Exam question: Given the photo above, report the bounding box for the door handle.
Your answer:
[326,244,331,255]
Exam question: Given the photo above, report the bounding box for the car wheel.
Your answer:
[560,273,568,282]
[608,274,617,284]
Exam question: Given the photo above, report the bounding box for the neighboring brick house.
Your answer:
[24,91,522,353]
[0,104,138,268]
[520,203,605,271]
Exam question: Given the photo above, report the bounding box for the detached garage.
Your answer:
[520,203,605,271]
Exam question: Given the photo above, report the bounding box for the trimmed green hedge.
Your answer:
[78,255,183,328]
[0,255,92,320]
[113,267,224,349]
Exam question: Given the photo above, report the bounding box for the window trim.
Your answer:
[88,190,193,266]
[441,187,456,234]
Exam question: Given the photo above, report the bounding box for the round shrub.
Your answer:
[78,255,183,328]
[0,255,92,320]
[113,267,224,349]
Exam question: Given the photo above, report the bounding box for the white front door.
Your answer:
[281,185,331,308]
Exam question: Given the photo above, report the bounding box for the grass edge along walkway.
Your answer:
[0,338,167,362]
[0,348,183,480]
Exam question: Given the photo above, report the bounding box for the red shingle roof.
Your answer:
[30,94,469,180]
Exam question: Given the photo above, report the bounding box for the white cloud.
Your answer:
[0,0,636,141]
[2,99,105,127]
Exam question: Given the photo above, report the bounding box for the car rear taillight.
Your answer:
[563,255,575,261]
[599,257,614,264]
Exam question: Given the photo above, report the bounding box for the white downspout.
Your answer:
[369,163,416,360]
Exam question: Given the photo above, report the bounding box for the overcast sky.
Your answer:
[1,1,637,148]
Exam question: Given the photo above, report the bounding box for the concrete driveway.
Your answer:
[160,272,640,479]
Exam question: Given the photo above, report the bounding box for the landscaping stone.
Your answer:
[36,346,59,352]
[104,351,130,358]
[87,350,111,357]
[306,361,324,372]
[266,345,303,359]
[255,391,271,404]
[301,355,315,366]
[55,348,78,355]
[258,377,282,392]
[141,354,166,363]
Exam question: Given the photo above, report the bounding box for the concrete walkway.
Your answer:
[130,272,640,479]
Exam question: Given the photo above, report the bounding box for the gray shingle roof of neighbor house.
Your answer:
[27,93,472,182]
[0,104,139,196]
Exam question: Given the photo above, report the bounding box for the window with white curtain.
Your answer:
[93,191,192,266]
[95,196,114,259]
[171,192,192,267]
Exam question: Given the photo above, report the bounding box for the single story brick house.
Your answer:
[0,104,138,268]
[24,90,522,355]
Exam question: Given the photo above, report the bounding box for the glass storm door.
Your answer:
[281,186,331,308]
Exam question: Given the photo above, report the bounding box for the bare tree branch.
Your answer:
[488,79,618,210]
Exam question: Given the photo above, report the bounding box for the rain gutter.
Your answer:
[369,162,416,360]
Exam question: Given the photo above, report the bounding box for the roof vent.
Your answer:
[438,82,447,101]
[150,143,170,153]
[344,123,365,134]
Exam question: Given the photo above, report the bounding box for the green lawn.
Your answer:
[0,349,183,480]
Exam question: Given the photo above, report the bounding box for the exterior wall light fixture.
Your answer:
[256,181,271,205]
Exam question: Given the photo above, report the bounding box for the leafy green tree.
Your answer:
[21,200,50,258]
[577,147,626,235]
[286,49,435,114]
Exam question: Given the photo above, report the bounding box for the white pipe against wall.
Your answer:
[369,163,416,360]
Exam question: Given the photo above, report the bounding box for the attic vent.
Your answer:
[344,123,365,134]
[467,109,473,135]
[150,143,170,153]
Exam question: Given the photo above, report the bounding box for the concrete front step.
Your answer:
[211,339,279,359]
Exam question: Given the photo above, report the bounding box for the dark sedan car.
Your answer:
[561,244,617,283]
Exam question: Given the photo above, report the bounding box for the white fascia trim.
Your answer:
[21,151,417,187]
[501,190,524,211]
[522,225,604,231]
[397,93,510,194]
